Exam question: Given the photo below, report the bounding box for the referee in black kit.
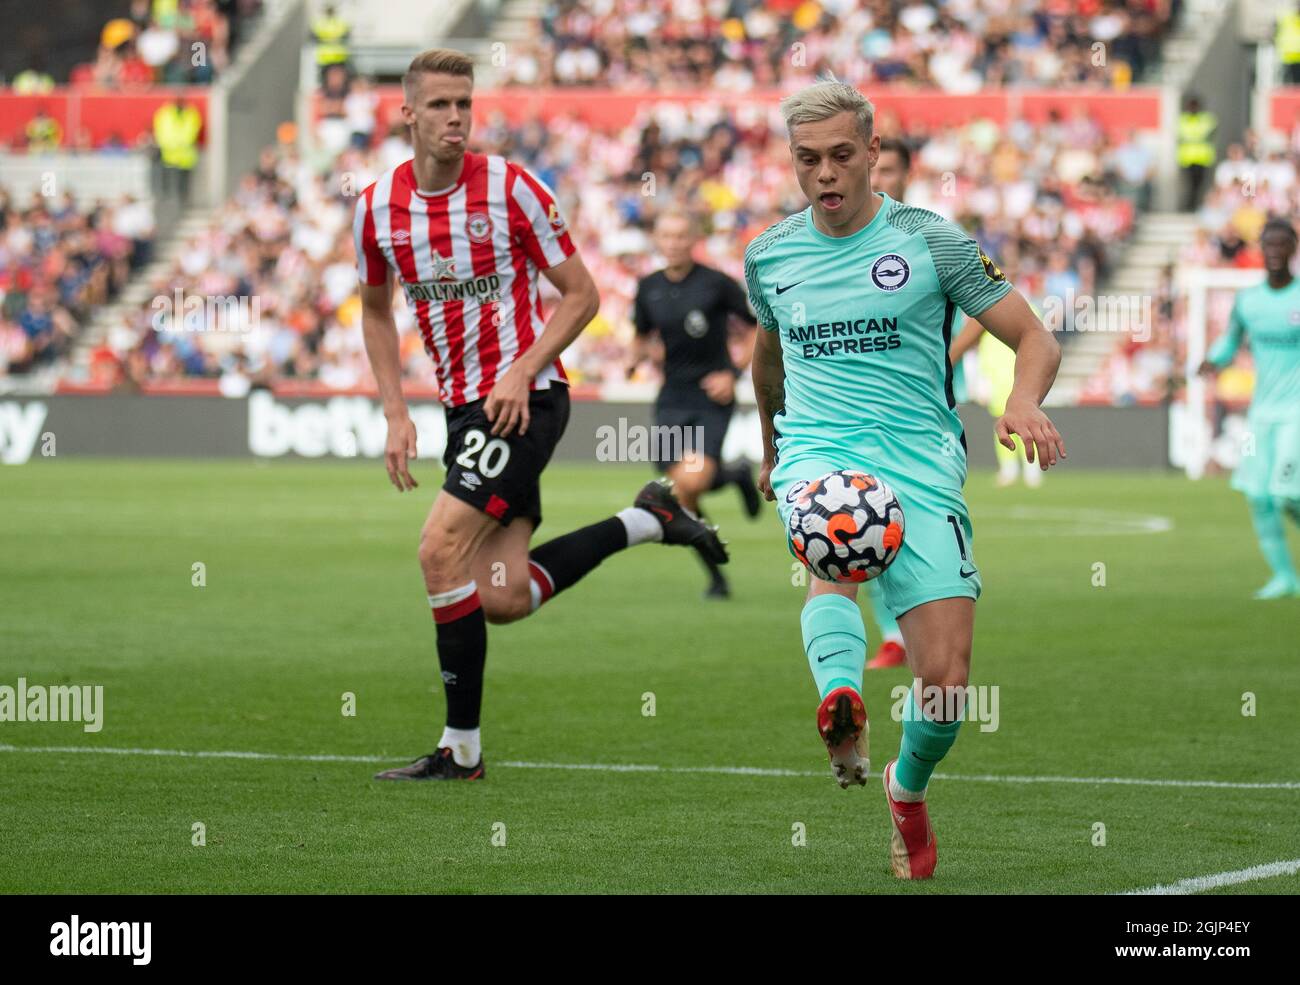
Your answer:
[628,209,762,599]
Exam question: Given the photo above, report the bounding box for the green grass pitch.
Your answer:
[2,459,1298,894]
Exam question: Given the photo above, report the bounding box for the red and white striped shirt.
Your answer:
[353,152,576,407]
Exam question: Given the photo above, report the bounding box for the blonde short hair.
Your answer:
[779,77,874,144]
[403,48,474,100]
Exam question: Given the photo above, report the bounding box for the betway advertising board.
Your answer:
[0,393,1165,469]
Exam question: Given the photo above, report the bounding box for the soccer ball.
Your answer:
[786,470,905,583]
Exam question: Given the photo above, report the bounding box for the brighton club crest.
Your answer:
[870,254,910,292]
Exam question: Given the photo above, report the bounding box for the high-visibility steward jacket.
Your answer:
[153,103,202,170]
[312,14,350,66]
[1277,12,1300,65]
[1176,111,1216,168]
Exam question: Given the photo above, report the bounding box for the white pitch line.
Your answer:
[1122,858,1300,895]
[1,744,1299,790]
[0,743,387,764]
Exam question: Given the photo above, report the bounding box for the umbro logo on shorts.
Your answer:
[460,472,482,490]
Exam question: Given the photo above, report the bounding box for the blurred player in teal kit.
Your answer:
[1199,218,1300,599]
[746,80,1066,878]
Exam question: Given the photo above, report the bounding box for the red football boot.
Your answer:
[816,686,869,788]
[882,759,937,879]
[866,640,906,670]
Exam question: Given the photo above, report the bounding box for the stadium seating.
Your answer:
[66,1,261,88]
[1079,125,1297,404]
[81,95,1146,392]
[501,0,1175,91]
[0,188,155,379]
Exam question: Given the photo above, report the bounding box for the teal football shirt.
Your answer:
[1209,277,1300,422]
[744,192,1013,490]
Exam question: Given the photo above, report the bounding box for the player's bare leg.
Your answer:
[880,596,975,878]
[471,516,535,624]
[666,451,716,515]
[667,452,730,597]
[805,577,869,787]
[375,492,497,780]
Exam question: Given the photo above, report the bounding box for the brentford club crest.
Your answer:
[465,212,494,243]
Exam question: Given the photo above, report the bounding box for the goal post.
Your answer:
[1173,266,1263,480]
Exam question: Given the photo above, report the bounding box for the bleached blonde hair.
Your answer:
[779,76,874,145]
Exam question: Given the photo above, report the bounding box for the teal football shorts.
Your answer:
[1232,412,1300,501]
[773,448,981,618]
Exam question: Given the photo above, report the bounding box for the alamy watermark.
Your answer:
[50,915,150,965]
[1041,290,1152,343]
[151,288,261,334]
[891,677,999,733]
[0,677,104,733]
[595,417,705,472]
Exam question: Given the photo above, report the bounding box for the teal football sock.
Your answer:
[895,688,963,794]
[1248,495,1298,581]
[801,593,866,700]
[867,579,901,642]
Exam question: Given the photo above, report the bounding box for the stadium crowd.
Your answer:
[74,90,1151,394]
[1081,125,1300,404]
[501,0,1178,91]
[9,0,259,92]
[0,189,156,377]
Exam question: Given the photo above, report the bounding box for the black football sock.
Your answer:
[528,516,629,606]
[429,582,487,730]
[691,508,727,588]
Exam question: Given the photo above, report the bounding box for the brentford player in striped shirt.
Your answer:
[359,49,728,781]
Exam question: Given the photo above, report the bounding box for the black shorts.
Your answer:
[442,384,570,528]
[652,392,733,470]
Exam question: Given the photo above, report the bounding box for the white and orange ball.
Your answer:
[786,470,904,583]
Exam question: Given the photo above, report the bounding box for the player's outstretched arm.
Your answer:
[484,252,599,438]
[360,276,419,492]
[1198,299,1245,376]
[976,290,1066,470]
[751,324,786,500]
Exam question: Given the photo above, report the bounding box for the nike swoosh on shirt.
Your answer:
[775,281,804,295]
